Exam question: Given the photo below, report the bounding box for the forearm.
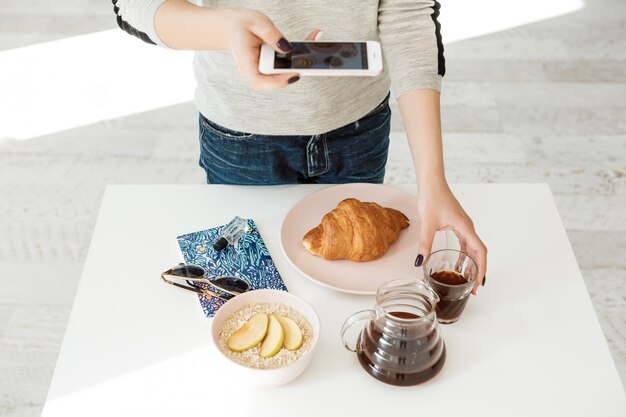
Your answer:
[399,91,487,287]
[154,0,229,50]
[398,89,449,192]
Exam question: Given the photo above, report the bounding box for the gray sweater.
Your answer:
[112,0,445,135]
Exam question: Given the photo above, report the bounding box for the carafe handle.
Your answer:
[341,310,376,353]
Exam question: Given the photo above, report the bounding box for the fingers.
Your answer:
[457,228,487,295]
[305,29,322,41]
[250,18,292,53]
[459,239,468,260]
[249,72,300,91]
[236,42,299,91]
[415,223,436,267]
[454,238,468,271]
[234,16,309,90]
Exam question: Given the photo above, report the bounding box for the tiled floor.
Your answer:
[1,0,625,415]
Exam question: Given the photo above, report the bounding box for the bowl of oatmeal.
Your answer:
[211,289,320,387]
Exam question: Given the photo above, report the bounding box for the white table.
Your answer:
[42,184,626,417]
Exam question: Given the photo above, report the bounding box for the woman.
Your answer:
[112,0,487,291]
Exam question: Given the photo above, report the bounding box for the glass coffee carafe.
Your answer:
[341,279,446,386]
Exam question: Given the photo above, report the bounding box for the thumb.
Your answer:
[251,19,292,53]
[415,224,436,267]
[304,29,322,41]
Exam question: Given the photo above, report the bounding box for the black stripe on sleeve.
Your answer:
[112,0,157,45]
[430,1,446,76]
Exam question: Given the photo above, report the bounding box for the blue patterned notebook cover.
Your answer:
[177,219,288,317]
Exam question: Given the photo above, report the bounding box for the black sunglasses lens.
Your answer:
[174,265,205,278]
[212,276,250,293]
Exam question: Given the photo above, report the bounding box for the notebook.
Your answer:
[177,219,288,317]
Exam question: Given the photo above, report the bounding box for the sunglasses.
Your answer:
[160,263,251,301]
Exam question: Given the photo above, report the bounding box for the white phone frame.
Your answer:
[259,40,383,77]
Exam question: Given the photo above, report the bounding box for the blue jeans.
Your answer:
[198,94,391,185]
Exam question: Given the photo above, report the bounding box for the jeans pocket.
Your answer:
[199,113,256,140]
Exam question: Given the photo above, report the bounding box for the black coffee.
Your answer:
[430,270,470,322]
[431,270,468,285]
[356,311,446,386]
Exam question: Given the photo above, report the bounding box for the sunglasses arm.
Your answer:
[160,273,230,301]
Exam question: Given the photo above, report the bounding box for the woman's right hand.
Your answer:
[155,2,318,91]
[222,8,303,91]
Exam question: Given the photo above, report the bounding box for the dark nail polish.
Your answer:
[482,275,487,286]
[414,254,424,267]
[277,38,292,52]
[288,76,300,84]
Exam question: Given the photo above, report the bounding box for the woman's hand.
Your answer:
[154,2,320,91]
[397,89,487,294]
[222,9,298,91]
[415,184,487,294]
[223,9,321,91]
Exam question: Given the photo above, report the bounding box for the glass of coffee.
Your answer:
[424,249,478,324]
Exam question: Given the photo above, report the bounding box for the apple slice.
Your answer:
[274,314,303,350]
[259,315,284,358]
[227,313,269,352]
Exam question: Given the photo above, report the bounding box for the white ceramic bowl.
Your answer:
[210,289,320,387]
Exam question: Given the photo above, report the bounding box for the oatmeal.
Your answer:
[218,303,314,369]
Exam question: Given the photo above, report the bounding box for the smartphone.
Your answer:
[259,41,383,76]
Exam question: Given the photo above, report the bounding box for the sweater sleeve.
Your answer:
[112,0,170,47]
[378,0,445,97]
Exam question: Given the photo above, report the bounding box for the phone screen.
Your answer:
[274,42,368,70]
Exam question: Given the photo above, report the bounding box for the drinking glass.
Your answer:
[424,249,478,324]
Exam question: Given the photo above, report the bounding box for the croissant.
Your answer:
[302,198,409,262]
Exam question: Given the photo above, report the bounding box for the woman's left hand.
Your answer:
[415,184,487,294]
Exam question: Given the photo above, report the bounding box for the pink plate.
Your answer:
[280,183,446,294]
